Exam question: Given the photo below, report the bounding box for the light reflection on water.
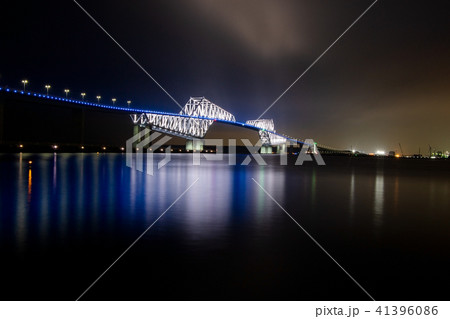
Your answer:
[349,170,355,217]
[1,153,450,300]
[15,153,26,252]
[2,154,449,249]
[373,170,384,228]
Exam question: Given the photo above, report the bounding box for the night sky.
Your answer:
[1,0,449,154]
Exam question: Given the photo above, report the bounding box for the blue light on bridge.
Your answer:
[0,85,305,145]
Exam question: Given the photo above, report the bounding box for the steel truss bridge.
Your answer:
[1,86,344,150]
[130,96,289,146]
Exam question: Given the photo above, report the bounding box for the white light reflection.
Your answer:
[39,154,50,247]
[15,153,27,253]
[76,153,85,239]
[58,155,69,242]
[349,170,355,218]
[373,170,385,228]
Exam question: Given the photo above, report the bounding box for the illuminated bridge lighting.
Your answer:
[0,85,311,147]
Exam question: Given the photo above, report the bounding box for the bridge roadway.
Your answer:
[0,86,345,152]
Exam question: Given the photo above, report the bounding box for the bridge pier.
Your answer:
[133,125,151,149]
[261,144,288,154]
[276,143,287,154]
[260,145,272,154]
[133,124,139,137]
[186,139,204,152]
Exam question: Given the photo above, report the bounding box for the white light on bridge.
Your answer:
[45,85,51,95]
[21,79,28,91]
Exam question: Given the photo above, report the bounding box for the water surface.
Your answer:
[0,153,449,300]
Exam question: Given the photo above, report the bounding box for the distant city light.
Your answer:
[19,144,23,148]
[376,150,385,156]
[52,145,58,150]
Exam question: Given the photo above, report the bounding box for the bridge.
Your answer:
[130,96,288,148]
[0,85,345,153]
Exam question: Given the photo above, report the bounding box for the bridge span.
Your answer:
[0,86,345,153]
[130,96,288,148]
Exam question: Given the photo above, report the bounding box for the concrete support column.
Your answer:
[276,143,287,154]
[186,139,204,151]
[132,125,150,149]
[133,124,139,137]
[260,145,272,154]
